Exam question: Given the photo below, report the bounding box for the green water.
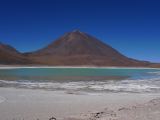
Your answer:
[0,68,159,81]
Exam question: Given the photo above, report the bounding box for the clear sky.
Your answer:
[0,0,160,62]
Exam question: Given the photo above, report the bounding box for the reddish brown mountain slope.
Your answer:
[25,30,152,66]
[0,43,31,64]
[0,31,159,67]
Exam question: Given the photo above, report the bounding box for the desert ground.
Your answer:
[0,87,159,120]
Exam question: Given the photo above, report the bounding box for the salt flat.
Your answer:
[0,87,159,120]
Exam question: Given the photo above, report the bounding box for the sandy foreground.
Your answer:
[0,88,160,120]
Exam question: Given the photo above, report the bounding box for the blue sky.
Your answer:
[0,0,160,62]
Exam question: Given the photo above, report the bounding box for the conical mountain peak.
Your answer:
[0,31,155,67]
[72,29,81,33]
[31,31,125,57]
[66,30,87,39]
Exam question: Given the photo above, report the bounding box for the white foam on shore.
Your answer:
[0,77,160,93]
[148,71,160,75]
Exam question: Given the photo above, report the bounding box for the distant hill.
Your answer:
[0,30,159,67]
[0,43,31,64]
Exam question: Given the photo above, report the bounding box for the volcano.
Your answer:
[1,30,159,67]
[25,30,151,66]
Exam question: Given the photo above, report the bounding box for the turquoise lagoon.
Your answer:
[0,67,160,93]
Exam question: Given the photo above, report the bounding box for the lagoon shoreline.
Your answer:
[0,67,160,120]
[0,65,160,69]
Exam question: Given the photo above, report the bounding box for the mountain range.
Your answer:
[0,30,159,67]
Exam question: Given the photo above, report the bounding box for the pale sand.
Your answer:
[0,65,160,69]
[68,99,160,120]
[0,88,159,120]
